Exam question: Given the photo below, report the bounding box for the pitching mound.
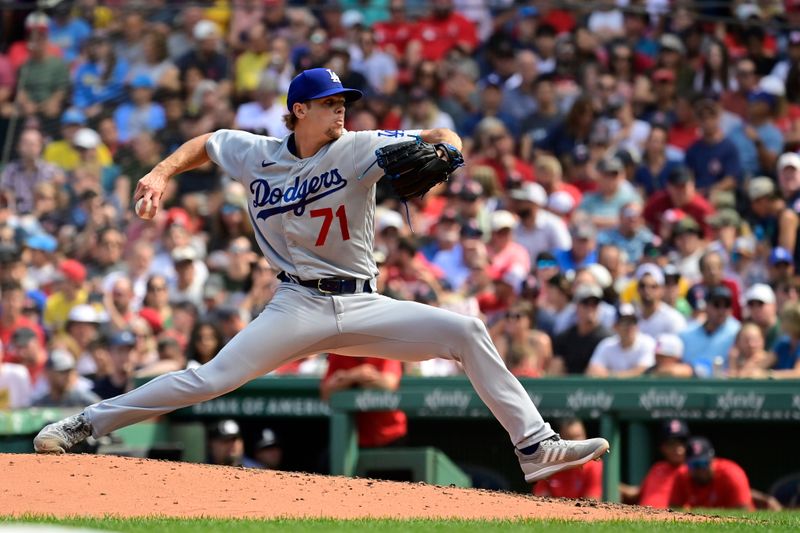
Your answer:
[0,454,705,521]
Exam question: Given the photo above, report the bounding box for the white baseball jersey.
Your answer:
[205,128,420,281]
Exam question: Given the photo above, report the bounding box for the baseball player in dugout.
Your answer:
[34,68,609,483]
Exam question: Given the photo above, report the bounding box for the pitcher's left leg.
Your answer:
[331,293,553,446]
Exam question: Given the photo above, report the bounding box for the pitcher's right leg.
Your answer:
[35,285,339,453]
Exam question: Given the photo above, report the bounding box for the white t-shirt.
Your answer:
[0,363,32,409]
[589,331,656,372]
[638,302,687,337]
[234,102,290,139]
[513,209,572,264]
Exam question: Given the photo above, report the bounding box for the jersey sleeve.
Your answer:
[205,129,258,182]
[352,129,422,188]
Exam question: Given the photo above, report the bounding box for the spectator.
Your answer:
[536,96,596,159]
[485,210,530,289]
[409,0,478,62]
[0,341,33,409]
[634,264,687,338]
[373,0,413,59]
[686,250,743,321]
[510,182,571,264]
[206,419,260,467]
[552,284,613,375]
[32,350,101,408]
[43,259,88,332]
[586,304,655,378]
[234,75,290,138]
[680,286,741,377]
[577,156,641,230]
[233,23,271,97]
[554,223,598,274]
[728,92,783,178]
[633,124,681,196]
[42,108,114,172]
[142,275,172,330]
[187,321,224,368]
[251,428,283,470]
[92,330,136,399]
[113,75,167,144]
[401,88,455,131]
[533,419,602,499]
[15,15,70,121]
[176,19,231,94]
[684,97,742,194]
[670,437,754,510]
[728,322,775,378]
[519,76,563,160]
[0,129,64,215]
[621,419,690,507]
[743,284,780,350]
[72,34,129,118]
[127,30,180,91]
[490,301,551,377]
[770,302,800,378]
[170,247,206,309]
[321,353,407,448]
[693,39,733,97]
[8,12,63,71]
[643,333,694,377]
[671,217,706,284]
[597,202,653,263]
[722,57,760,118]
[461,74,519,139]
[0,280,45,352]
[352,27,398,96]
[767,246,795,286]
[747,177,798,260]
[135,336,187,378]
[47,2,91,64]
[59,304,103,377]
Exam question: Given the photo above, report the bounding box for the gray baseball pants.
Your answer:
[84,283,554,448]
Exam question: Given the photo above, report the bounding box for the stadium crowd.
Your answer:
[1,0,800,415]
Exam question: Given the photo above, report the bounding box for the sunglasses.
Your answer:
[638,282,659,290]
[579,298,601,307]
[506,312,526,320]
[709,299,731,309]
[746,300,765,307]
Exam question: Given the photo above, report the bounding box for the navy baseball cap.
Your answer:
[286,68,363,111]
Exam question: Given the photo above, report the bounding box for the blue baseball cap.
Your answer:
[61,108,86,125]
[286,68,363,111]
[24,233,57,253]
[130,74,155,89]
[770,246,794,266]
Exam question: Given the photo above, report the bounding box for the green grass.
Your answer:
[1,512,799,533]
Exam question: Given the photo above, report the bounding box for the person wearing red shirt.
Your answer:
[373,0,415,60]
[534,419,602,499]
[0,281,46,355]
[534,155,582,209]
[621,418,690,507]
[321,353,407,448]
[670,436,754,510]
[643,166,715,240]
[409,0,478,62]
[474,125,536,191]
[7,12,64,72]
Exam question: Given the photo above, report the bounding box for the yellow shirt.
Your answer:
[43,289,89,331]
[620,277,690,304]
[235,52,271,93]
[43,140,113,172]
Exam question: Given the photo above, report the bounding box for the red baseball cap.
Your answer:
[60,259,86,283]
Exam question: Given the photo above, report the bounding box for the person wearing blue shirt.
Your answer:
[726,91,783,178]
[679,286,741,377]
[771,302,800,376]
[555,223,598,274]
[72,35,129,117]
[577,156,641,230]
[633,124,683,195]
[113,75,166,144]
[48,6,91,64]
[597,202,654,263]
[684,98,742,193]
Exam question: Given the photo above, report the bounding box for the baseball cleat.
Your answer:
[33,413,93,454]
[517,434,610,483]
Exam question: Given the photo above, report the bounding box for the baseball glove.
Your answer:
[375,138,464,201]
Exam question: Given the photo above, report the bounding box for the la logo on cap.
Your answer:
[327,69,341,84]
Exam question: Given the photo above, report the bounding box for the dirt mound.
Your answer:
[0,454,705,521]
